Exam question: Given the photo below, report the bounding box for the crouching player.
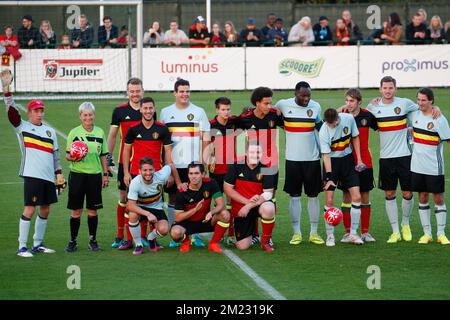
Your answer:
[224,142,277,252]
[411,88,450,245]
[170,162,230,253]
[126,157,171,255]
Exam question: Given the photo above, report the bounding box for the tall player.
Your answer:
[2,70,64,257]
[275,81,324,245]
[107,78,145,249]
[160,79,211,248]
[410,88,450,245]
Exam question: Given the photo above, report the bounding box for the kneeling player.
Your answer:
[224,142,276,252]
[170,162,230,253]
[126,157,171,255]
[411,88,450,245]
[319,108,364,247]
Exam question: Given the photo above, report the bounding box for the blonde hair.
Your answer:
[224,20,237,41]
[40,20,54,38]
[430,15,443,31]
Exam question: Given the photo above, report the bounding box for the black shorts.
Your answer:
[283,160,322,197]
[172,219,215,236]
[117,163,128,191]
[325,154,359,191]
[165,168,188,194]
[24,177,57,206]
[234,207,260,241]
[340,168,374,193]
[378,156,412,191]
[138,207,168,222]
[209,172,225,193]
[411,172,445,194]
[67,172,103,210]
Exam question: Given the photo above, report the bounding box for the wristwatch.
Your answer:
[103,172,109,177]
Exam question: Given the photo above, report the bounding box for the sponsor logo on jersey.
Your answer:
[187,113,194,121]
[343,127,349,135]
[394,107,401,115]
[152,132,159,139]
[278,57,324,78]
[427,122,434,130]
[307,109,313,117]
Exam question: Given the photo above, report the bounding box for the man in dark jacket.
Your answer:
[342,10,363,44]
[406,14,428,44]
[98,16,118,48]
[18,15,39,49]
[71,14,94,48]
[313,16,333,45]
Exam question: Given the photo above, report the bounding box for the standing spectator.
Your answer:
[163,20,188,47]
[341,9,363,44]
[18,15,39,49]
[0,25,21,60]
[376,12,403,45]
[335,19,350,46]
[406,13,428,44]
[426,15,445,44]
[260,13,276,42]
[37,20,57,48]
[239,17,262,47]
[224,20,238,45]
[57,34,72,49]
[143,21,165,46]
[208,23,226,47]
[446,21,450,43]
[267,18,288,47]
[189,16,210,48]
[288,16,314,46]
[71,14,94,48]
[417,8,428,27]
[98,16,118,48]
[117,25,135,47]
[65,102,109,253]
[313,16,333,45]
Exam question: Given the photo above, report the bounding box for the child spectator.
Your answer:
[0,25,21,60]
[57,34,72,49]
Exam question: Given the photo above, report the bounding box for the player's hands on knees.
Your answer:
[147,213,157,224]
[237,205,250,218]
[324,180,336,191]
[202,211,213,223]
[102,175,109,188]
[249,195,260,203]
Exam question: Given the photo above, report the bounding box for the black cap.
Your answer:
[319,16,328,21]
[23,15,33,22]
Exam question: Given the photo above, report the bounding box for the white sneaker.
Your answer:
[340,233,351,243]
[17,247,33,258]
[326,234,335,247]
[349,234,364,245]
[361,232,376,242]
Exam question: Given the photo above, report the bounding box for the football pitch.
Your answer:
[1,88,449,300]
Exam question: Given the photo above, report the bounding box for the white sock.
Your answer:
[33,215,48,247]
[418,203,431,236]
[147,229,162,241]
[19,216,31,250]
[401,196,414,225]
[129,222,142,246]
[289,196,301,235]
[168,204,175,226]
[308,197,320,235]
[385,198,400,233]
[350,202,361,235]
[324,206,334,236]
[435,204,447,236]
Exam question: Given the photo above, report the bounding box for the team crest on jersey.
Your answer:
[269,120,275,128]
[187,113,194,121]
[46,130,52,137]
[394,107,401,115]
[203,190,210,198]
[427,122,434,130]
[152,132,159,139]
[361,119,368,126]
[307,109,313,117]
[256,173,263,181]
[343,127,349,135]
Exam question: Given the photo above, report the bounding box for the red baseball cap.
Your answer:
[27,100,45,111]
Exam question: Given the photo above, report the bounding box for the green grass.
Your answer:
[1,88,450,300]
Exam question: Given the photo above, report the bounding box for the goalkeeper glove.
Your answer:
[55,173,66,195]
[0,69,13,93]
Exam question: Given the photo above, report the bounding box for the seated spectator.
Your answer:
[261,13,276,41]
[224,20,238,45]
[208,23,226,47]
[375,12,403,45]
[239,17,262,47]
[189,16,210,48]
[406,13,428,44]
[341,9,363,44]
[426,15,445,44]
[57,34,72,49]
[143,21,165,46]
[98,16,118,48]
[71,14,94,48]
[417,8,428,27]
[267,18,288,46]
[117,25,135,47]
[37,20,57,48]
[0,25,21,60]
[335,19,350,46]
[288,16,314,46]
[18,15,39,49]
[313,16,332,45]
[164,20,188,47]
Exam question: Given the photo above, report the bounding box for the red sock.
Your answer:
[124,216,132,241]
[261,218,275,244]
[211,221,229,244]
[116,202,126,238]
[361,204,371,234]
[228,218,235,237]
[342,203,351,233]
[140,220,148,238]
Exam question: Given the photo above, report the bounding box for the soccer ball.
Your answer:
[324,207,343,226]
[70,141,88,160]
